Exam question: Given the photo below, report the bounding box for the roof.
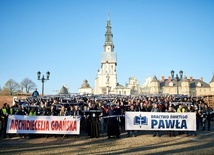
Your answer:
[181,76,188,82]
[210,75,214,83]
[80,80,91,88]
[151,76,159,83]
[58,86,69,95]
[189,79,210,88]
[159,78,210,88]
[114,83,125,89]
[104,17,114,46]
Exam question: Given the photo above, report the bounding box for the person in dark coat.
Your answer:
[186,104,197,136]
[50,105,58,116]
[119,101,126,133]
[32,89,39,98]
[73,105,83,117]
[15,105,25,138]
[107,104,120,139]
[88,103,100,138]
[202,104,212,131]
[15,105,25,115]
[151,103,161,137]
[127,104,136,137]
[166,106,176,137]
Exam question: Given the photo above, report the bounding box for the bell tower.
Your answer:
[94,15,117,94]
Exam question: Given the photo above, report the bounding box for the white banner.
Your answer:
[6,115,80,134]
[125,112,196,131]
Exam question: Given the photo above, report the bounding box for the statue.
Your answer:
[106,75,110,83]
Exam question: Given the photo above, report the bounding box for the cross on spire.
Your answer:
[107,10,110,20]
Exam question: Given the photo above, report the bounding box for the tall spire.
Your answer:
[104,12,113,46]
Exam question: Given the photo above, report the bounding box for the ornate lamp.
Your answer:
[171,70,175,79]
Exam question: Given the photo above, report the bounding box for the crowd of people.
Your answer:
[0,94,213,139]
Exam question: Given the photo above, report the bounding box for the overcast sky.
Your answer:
[0,0,213,95]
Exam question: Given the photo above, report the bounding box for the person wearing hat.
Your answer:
[107,103,120,139]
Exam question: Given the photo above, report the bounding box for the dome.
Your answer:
[81,80,91,88]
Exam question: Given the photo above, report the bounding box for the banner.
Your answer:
[7,115,80,135]
[125,112,196,131]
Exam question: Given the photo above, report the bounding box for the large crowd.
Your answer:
[0,93,213,139]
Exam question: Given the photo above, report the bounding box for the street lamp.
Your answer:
[171,70,183,95]
[37,71,50,96]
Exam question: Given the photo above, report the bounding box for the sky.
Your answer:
[0,0,214,95]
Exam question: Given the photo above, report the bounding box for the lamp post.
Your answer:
[37,71,50,96]
[171,70,183,95]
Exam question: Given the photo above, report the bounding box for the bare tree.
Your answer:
[20,78,37,93]
[3,79,20,95]
[1,88,9,95]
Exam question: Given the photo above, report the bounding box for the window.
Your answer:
[182,82,186,87]
[169,82,173,87]
[197,82,201,87]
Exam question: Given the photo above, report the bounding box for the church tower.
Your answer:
[94,15,117,94]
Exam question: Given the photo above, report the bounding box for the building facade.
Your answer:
[125,77,141,95]
[78,80,93,95]
[113,83,131,95]
[144,74,214,96]
[79,16,214,97]
[94,16,117,95]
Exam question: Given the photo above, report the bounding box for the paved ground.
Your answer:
[0,122,214,155]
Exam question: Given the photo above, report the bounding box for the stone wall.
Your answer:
[0,96,13,107]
